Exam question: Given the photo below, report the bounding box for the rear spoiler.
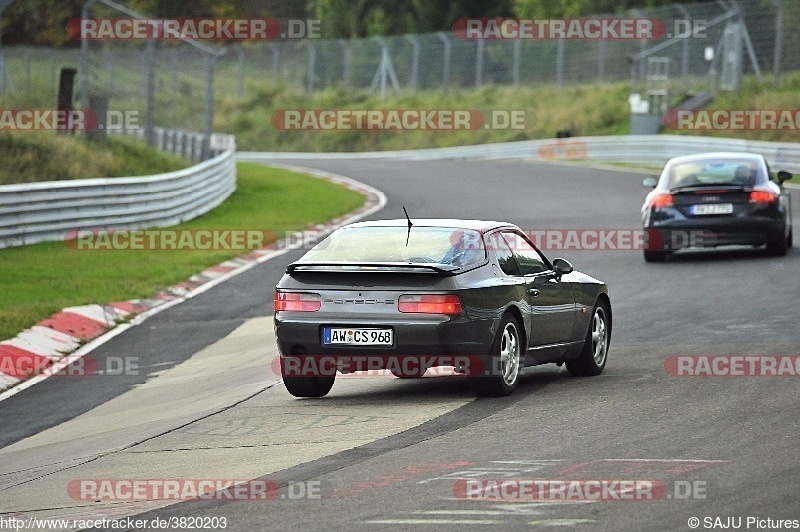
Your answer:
[286,261,460,275]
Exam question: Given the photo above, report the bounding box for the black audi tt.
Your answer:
[274,219,611,398]
[641,152,793,261]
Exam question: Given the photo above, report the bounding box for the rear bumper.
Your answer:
[274,314,493,361]
[644,218,785,251]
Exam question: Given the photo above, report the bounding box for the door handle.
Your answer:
[527,287,540,297]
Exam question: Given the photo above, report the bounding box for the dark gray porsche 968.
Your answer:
[274,219,611,398]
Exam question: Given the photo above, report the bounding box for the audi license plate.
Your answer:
[323,327,393,346]
[691,203,733,215]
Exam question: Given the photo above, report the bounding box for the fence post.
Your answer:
[512,39,521,87]
[203,53,216,160]
[405,34,419,92]
[556,39,564,86]
[306,42,316,92]
[108,50,116,94]
[269,42,280,73]
[236,45,245,98]
[339,39,351,87]
[145,39,156,147]
[0,0,11,93]
[475,39,484,88]
[676,4,690,78]
[597,39,606,81]
[25,48,31,92]
[771,0,783,85]
[436,32,451,89]
[80,0,101,117]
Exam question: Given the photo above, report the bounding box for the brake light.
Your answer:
[749,190,778,204]
[398,294,462,315]
[274,292,321,312]
[649,193,673,208]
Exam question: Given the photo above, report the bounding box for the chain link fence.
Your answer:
[0,1,796,138]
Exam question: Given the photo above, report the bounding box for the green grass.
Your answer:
[0,162,365,341]
[0,132,190,185]
[670,72,800,142]
[215,82,633,152]
[214,73,800,152]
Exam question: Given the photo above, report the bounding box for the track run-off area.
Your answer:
[1,157,798,531]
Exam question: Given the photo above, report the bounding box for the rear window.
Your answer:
[301,226,486,267]
[668,159,763,188]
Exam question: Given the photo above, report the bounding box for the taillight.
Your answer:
[649,193,673,208]
[398,294,462,315]
[749,190,778,204]
[274,292,321,312]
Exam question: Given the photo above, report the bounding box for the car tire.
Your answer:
[766,230,788,256]
[643,250,668,262]
[566,300,610,377]
[281,356,335,398]
[470,313,522,397]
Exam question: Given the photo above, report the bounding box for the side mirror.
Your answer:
[777,170,792,184]
[552,258,573,275]
[642,176,658,188]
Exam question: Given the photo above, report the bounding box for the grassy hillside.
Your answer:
[2,71,798,185]
[216,72,800,152]
[216,81,632,152]
[0,132,189,185]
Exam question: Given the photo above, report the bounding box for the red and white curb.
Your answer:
[0,165,385,400]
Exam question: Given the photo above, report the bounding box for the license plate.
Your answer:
[691,203,733,215]
[323,327,393,346]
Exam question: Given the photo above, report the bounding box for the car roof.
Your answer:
[666,152,766,165]
[344,219,517,233]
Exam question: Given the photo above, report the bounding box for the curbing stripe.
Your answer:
[2,336,63,360]
[0,165,386,399]
[37,312,109,341]
[0,344,53,379]
[62,304,126,326]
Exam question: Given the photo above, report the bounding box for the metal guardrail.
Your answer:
[0,136,236,249]
[110,127,235,163]
[238,134,800,174]
[3,133,796,249]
